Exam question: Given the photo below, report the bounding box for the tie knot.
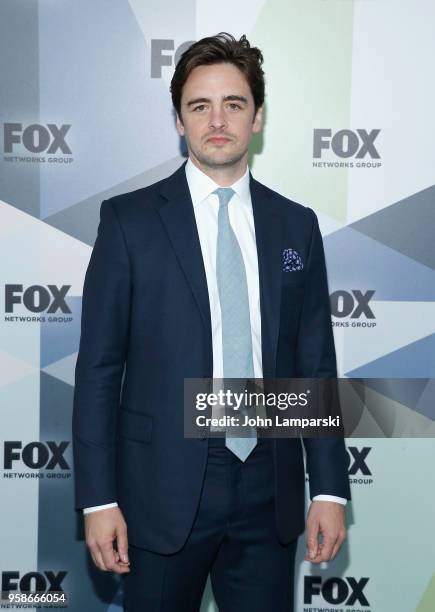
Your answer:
[213,187,235,208]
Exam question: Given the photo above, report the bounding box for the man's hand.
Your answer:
[305,500,346,563]
[85,506,130,573]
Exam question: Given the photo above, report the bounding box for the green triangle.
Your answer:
[249,0,354,223]
[415,573,435,612]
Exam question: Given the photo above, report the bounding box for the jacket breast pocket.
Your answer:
[119,406,153,444]
[282,269,306,296]
[280,272,305,330]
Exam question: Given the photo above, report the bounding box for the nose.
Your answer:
[209,104,227,130]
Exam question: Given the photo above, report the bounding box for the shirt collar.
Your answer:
[185,157,251,208]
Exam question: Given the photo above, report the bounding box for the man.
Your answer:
[73,32,350,611]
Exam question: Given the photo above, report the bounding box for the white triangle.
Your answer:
[0,350,38,389]
[0,199,91,293]
[42,352,78,387]
[314,208,346,237]
[0,200,91,366]
[196,0,266,39]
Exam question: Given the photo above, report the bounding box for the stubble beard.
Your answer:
[190,141,248,171]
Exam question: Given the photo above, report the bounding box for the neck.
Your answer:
[188,154,248,186]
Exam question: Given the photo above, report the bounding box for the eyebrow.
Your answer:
[186,95,249,107]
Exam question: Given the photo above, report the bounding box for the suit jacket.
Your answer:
[72,160,351,554]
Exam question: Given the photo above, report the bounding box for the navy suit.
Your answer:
[72,160,350,559]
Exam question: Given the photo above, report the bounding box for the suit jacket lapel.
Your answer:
[250,174,282,378]
[156,163,282,379]
[157,162,213,358]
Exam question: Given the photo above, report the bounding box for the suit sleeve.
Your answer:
[296,208,351,501]
[72,199,131,510]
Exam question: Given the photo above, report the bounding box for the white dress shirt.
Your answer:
[83,158,346,514]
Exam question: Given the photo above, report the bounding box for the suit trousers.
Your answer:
[122,437,297,611]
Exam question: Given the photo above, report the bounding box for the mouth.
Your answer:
[206,136,232,145]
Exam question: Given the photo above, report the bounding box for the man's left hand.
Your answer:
[305,500,347,563]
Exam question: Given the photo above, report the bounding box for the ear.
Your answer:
[176,112,185,136]
[252,105,263,133]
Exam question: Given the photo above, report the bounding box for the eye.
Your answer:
[227,103,242,110]
[193,104,207,112]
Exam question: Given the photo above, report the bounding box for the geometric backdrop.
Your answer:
[1,1,434,611]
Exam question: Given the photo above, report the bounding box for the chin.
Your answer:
[199,151,245,169]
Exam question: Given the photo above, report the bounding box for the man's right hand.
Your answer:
[84,506,130,574]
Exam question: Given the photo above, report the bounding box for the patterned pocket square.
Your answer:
[282,248,303,272]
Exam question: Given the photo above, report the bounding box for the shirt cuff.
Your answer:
[312,494,347,506]
[83,502,118,514]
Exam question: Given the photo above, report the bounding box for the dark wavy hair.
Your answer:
[170,32,265,121]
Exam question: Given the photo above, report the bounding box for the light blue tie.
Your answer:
[214,187,257,461]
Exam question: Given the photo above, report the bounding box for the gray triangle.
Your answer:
[350,184,435,270]
[43,155,186,245]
